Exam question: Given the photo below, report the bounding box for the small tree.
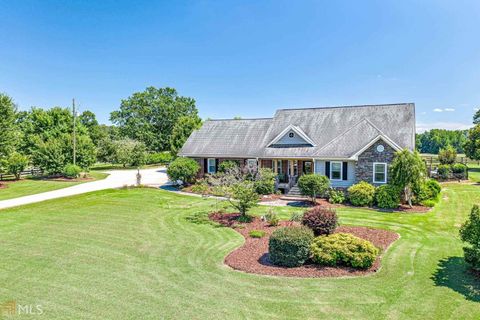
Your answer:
[7,152,29,180]
[459,205,480,271]
[389,149,426,207]
[297,174,330,203]
[438,145,457,165]
[166,157,200,185]
[32,138,66,175]
[464,125,480,160]
[227,182,259,219]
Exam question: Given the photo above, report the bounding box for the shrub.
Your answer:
[63,164,82,179]
[254,168,276,195]
[167,157,200,185]
[310,233,379,269]
[301,206,338,236]
[414,179,441,204]
[459,205,480,271]
[438,145,457,165]
[451,163,467,180]
[375,185,401,209]
[218,160,239,173]
[328,188,346,204]
[249,230,266,238]
[146,152,173,165]
[421,199,436,208]
[348,181,376,207]
[298,174,330,203]
[437,164,451,180]
[268,226,314,267]
[7,152,29,180]
[228,182,259,218]
[265,208,279,226]
[191,179,209,195]
[289,212,304,222]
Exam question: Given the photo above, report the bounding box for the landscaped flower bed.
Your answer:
[210,212,399,278]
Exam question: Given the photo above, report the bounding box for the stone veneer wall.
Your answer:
[355,139,396,185]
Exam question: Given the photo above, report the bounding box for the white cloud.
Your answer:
[416,122,472,133]
[433,108,455,112]
[420,111,427,115]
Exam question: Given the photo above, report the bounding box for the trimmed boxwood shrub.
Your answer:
[375,184,400,209]
[452,163,467,180]
[302,206,338,236]
[459,205,480,271]
[63,164,82,179]
[167,157,200,185]
[268,226,314,267]
[310,233,379,269]
[348,181,376,207]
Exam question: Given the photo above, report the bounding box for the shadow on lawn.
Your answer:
[431,256,480,302]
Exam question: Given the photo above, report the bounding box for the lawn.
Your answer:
[0,171,108,201]
[0,184,479,319]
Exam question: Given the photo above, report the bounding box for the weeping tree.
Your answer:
[389,149,427,207]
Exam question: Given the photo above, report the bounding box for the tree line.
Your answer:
[0,87,201,178]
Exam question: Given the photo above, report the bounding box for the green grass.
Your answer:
[0,171,108,201]
[0,184,479,319]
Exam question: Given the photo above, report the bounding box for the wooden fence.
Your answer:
[0,168,43,181]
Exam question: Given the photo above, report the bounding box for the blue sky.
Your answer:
[1,0,479,132]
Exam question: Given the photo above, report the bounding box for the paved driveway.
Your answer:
[0,167,169,210]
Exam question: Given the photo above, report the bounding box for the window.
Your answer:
[304,161,312,174]
[288,132,295,138]
[276,160,283,175]
[207,158,216,174]
[373,163,387,183]
[330,161,342,180]
[247,159,257,172]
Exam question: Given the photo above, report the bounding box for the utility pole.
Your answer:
[72,98,76,166]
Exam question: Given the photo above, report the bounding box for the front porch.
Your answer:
[259,159,314,194]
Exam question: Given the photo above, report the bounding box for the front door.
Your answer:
[303,161,313,174]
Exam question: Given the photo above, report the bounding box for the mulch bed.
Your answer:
[210,213,399,278]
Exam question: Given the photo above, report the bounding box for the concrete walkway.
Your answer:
[0,167,170,210]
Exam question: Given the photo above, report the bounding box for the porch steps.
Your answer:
[286,184,303,197]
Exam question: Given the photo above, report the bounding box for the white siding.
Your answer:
[314,160,356,188]
[275,130,310,145]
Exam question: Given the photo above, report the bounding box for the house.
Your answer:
[178,103,415,194]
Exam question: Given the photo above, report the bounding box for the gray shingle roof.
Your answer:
[179,103,415,159]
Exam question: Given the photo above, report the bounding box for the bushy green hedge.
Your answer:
[63,164,82,179]
[348,181,375,206]
[146,152,173,165]
[437,164,452,180]
[310,233,379,269]
[268,226,314,267]
[167,157,200,185]
[414,179,441,205]
[218,160,239,173]
[375,185,400,209]
[254,168,276,195]
[328,188,346,204]
[298,174,330,203]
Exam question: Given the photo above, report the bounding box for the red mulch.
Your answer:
[259,194,283,202]
[0,183,7,190]
[211,213,399,278]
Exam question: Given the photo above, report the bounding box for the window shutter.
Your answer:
[203,159,207,174]
[342,162,348,181]
[325,161,330,178]
[215,159,219,172]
